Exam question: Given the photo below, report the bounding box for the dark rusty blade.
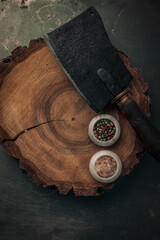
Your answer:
[44,6,132,112]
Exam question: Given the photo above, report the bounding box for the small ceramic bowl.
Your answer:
[89,150,122,183]
[88,114,121,147]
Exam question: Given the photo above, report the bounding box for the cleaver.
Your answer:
[44,6,160,161]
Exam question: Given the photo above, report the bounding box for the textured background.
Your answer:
[0,0,160,239]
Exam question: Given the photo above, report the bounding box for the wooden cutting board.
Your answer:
[0,38,151,196]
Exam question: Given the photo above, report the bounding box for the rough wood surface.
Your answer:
[0,39,151,196]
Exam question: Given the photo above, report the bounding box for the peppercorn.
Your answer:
[93,118,116,141]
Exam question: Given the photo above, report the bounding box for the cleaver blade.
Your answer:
[44,6,132,113]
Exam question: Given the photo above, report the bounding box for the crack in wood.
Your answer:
[1,119,65,143]
[0,103,87,144]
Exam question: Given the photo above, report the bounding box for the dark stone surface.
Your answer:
[0,0,160,239]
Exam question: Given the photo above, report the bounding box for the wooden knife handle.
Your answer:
[115,91,160,161]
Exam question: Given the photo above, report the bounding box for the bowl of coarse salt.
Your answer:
[89,150,122,183]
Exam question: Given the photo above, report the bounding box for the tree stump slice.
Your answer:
[0,39,151,196]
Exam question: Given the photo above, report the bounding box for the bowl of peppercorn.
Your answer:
[88,114,121,147]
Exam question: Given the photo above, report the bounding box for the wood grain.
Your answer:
[0,39,151,196]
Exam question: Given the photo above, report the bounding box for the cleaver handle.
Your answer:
[116,90,160,161]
